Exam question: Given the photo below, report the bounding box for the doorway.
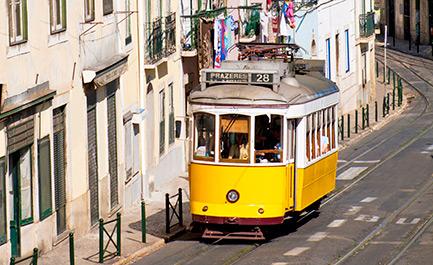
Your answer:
[403,0,411,40]
[388,0,395,38]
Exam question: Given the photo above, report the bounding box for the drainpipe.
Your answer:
[136,0,148,200]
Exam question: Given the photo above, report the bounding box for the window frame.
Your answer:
[345,29,350,73]
[38,136,53,221]
[103,0,114,16]
[50,0,67,34]
[168,83,175,145]
[84,0,95,22]
[159,89,165,155]
[219,114,251,164]
[254,114,284,164]
[125,0,132,45]
[8,0,28,46]
[19,147,34,226]
[193,112,216,162]
[325,38,331,79]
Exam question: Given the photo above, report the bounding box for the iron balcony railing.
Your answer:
[146,18,164,63]
[359,12,375,38]
[165,12,176,55]
[181,16,199,51]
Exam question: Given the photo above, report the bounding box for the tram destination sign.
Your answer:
[205,71,274,84]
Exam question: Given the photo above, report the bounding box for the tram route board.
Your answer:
[205,71,275,85]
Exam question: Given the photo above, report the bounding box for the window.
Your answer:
[321,109,329,154]
[345,29,350,72]
[311,114,316,159]
[8,0,28,45]
[306,115,311,161]
[325,38,331,79]
[159,90,165,155]
[125,122,140,180]
[0,157,6,245]
[19,148,33,225]
[168,83,175,145]
[254,115,283,163]
[316,111,321,156]
[125,0,132,45]
[331,106,336,149]
[50,0,66,33]
[335,34,340,76]
[220,114,250,163]
[193,113,215,161]
[103,0,113,15]
[38,137,52,221]
[84,0,95,22]
[287,120,296,161]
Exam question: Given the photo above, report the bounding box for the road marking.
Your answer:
[360,197,377,203]
[396,218,421,224]
[307,232,328,242]
[283,247,310,256]
[328,219,346,228]
[426,144,433,151]
[344,206,362,216]
[338,159,347,163]
[337,167,368,180]
[271,263,288,265]
[396,218,407,224]
[370,241,402,245]
[353,160,381,164]
[355,215,380,222]
[421,151,430,154]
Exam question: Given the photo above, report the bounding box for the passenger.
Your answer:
[321,134,330,153]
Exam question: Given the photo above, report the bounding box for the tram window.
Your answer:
[317,111,321,156]
[327,108,331,148]
[322,109,330,154]
[193,113,215,161]
[306,115,311,161]
[254,115,283,163]
[331,106,336,149]
[287,120,295,161]
[220,114,250,163]
[311,114,316,159]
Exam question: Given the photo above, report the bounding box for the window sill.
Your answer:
[48,31,68,48]
[6,42,30,59]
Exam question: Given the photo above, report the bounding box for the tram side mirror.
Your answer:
[175,120,182,138]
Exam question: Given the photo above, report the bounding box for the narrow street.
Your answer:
[135,49,433,265]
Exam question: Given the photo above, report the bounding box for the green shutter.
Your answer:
[62,0,67,29]
[0,157,6,245]
[38,136,53,221]
[22,0,28,40]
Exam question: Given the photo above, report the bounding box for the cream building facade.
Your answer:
[0,0,143,262]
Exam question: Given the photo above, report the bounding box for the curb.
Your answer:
[113,239,165,265]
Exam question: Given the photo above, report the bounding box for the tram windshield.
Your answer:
[220,114,250,163]
[194,113,215,161]
[254,115,283,163]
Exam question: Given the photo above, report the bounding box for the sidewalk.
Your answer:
[39,176,190,265]
[338,59,414,149]
[377,35,433,61]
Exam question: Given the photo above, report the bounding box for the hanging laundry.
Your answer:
[245,9,260,37]
[279,11,290,37]
[214,18,224,68]
[287,0,296,29]
[260,11,269,42]
[224,16,236,54]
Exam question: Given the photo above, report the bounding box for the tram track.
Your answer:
[231,48,433,265]
[330,48,433,264]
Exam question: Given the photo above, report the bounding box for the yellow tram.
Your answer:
[188,46,339,239]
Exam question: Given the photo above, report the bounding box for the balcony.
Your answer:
[180,16,199,55]
[359,12,375,38]
[145,13,177,65]
[165,12,176,56]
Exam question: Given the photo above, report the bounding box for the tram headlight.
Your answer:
[226,190,240,203]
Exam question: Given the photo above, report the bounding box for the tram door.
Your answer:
[287,119,297,205]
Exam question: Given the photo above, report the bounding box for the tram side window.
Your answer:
[311,114,316,159]
[194,113,215,161]
[254,115,283,163]
[220,114,250,163]
[322,109,330,154]
[287,120,295,161]
[317,111,321,156]
[306,115,311,161]
[331,106,336,149]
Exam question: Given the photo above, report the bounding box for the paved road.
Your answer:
[135,48,433,265]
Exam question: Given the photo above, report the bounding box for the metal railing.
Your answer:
[165,12,176,55]
[359,12,375,38]
[181,16,199,51]
[98,213,121,263]
[146,18,164,63]
[10,248,38,265]
[165,188,184,234]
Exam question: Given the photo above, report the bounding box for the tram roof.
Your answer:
[189,70,339,107]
